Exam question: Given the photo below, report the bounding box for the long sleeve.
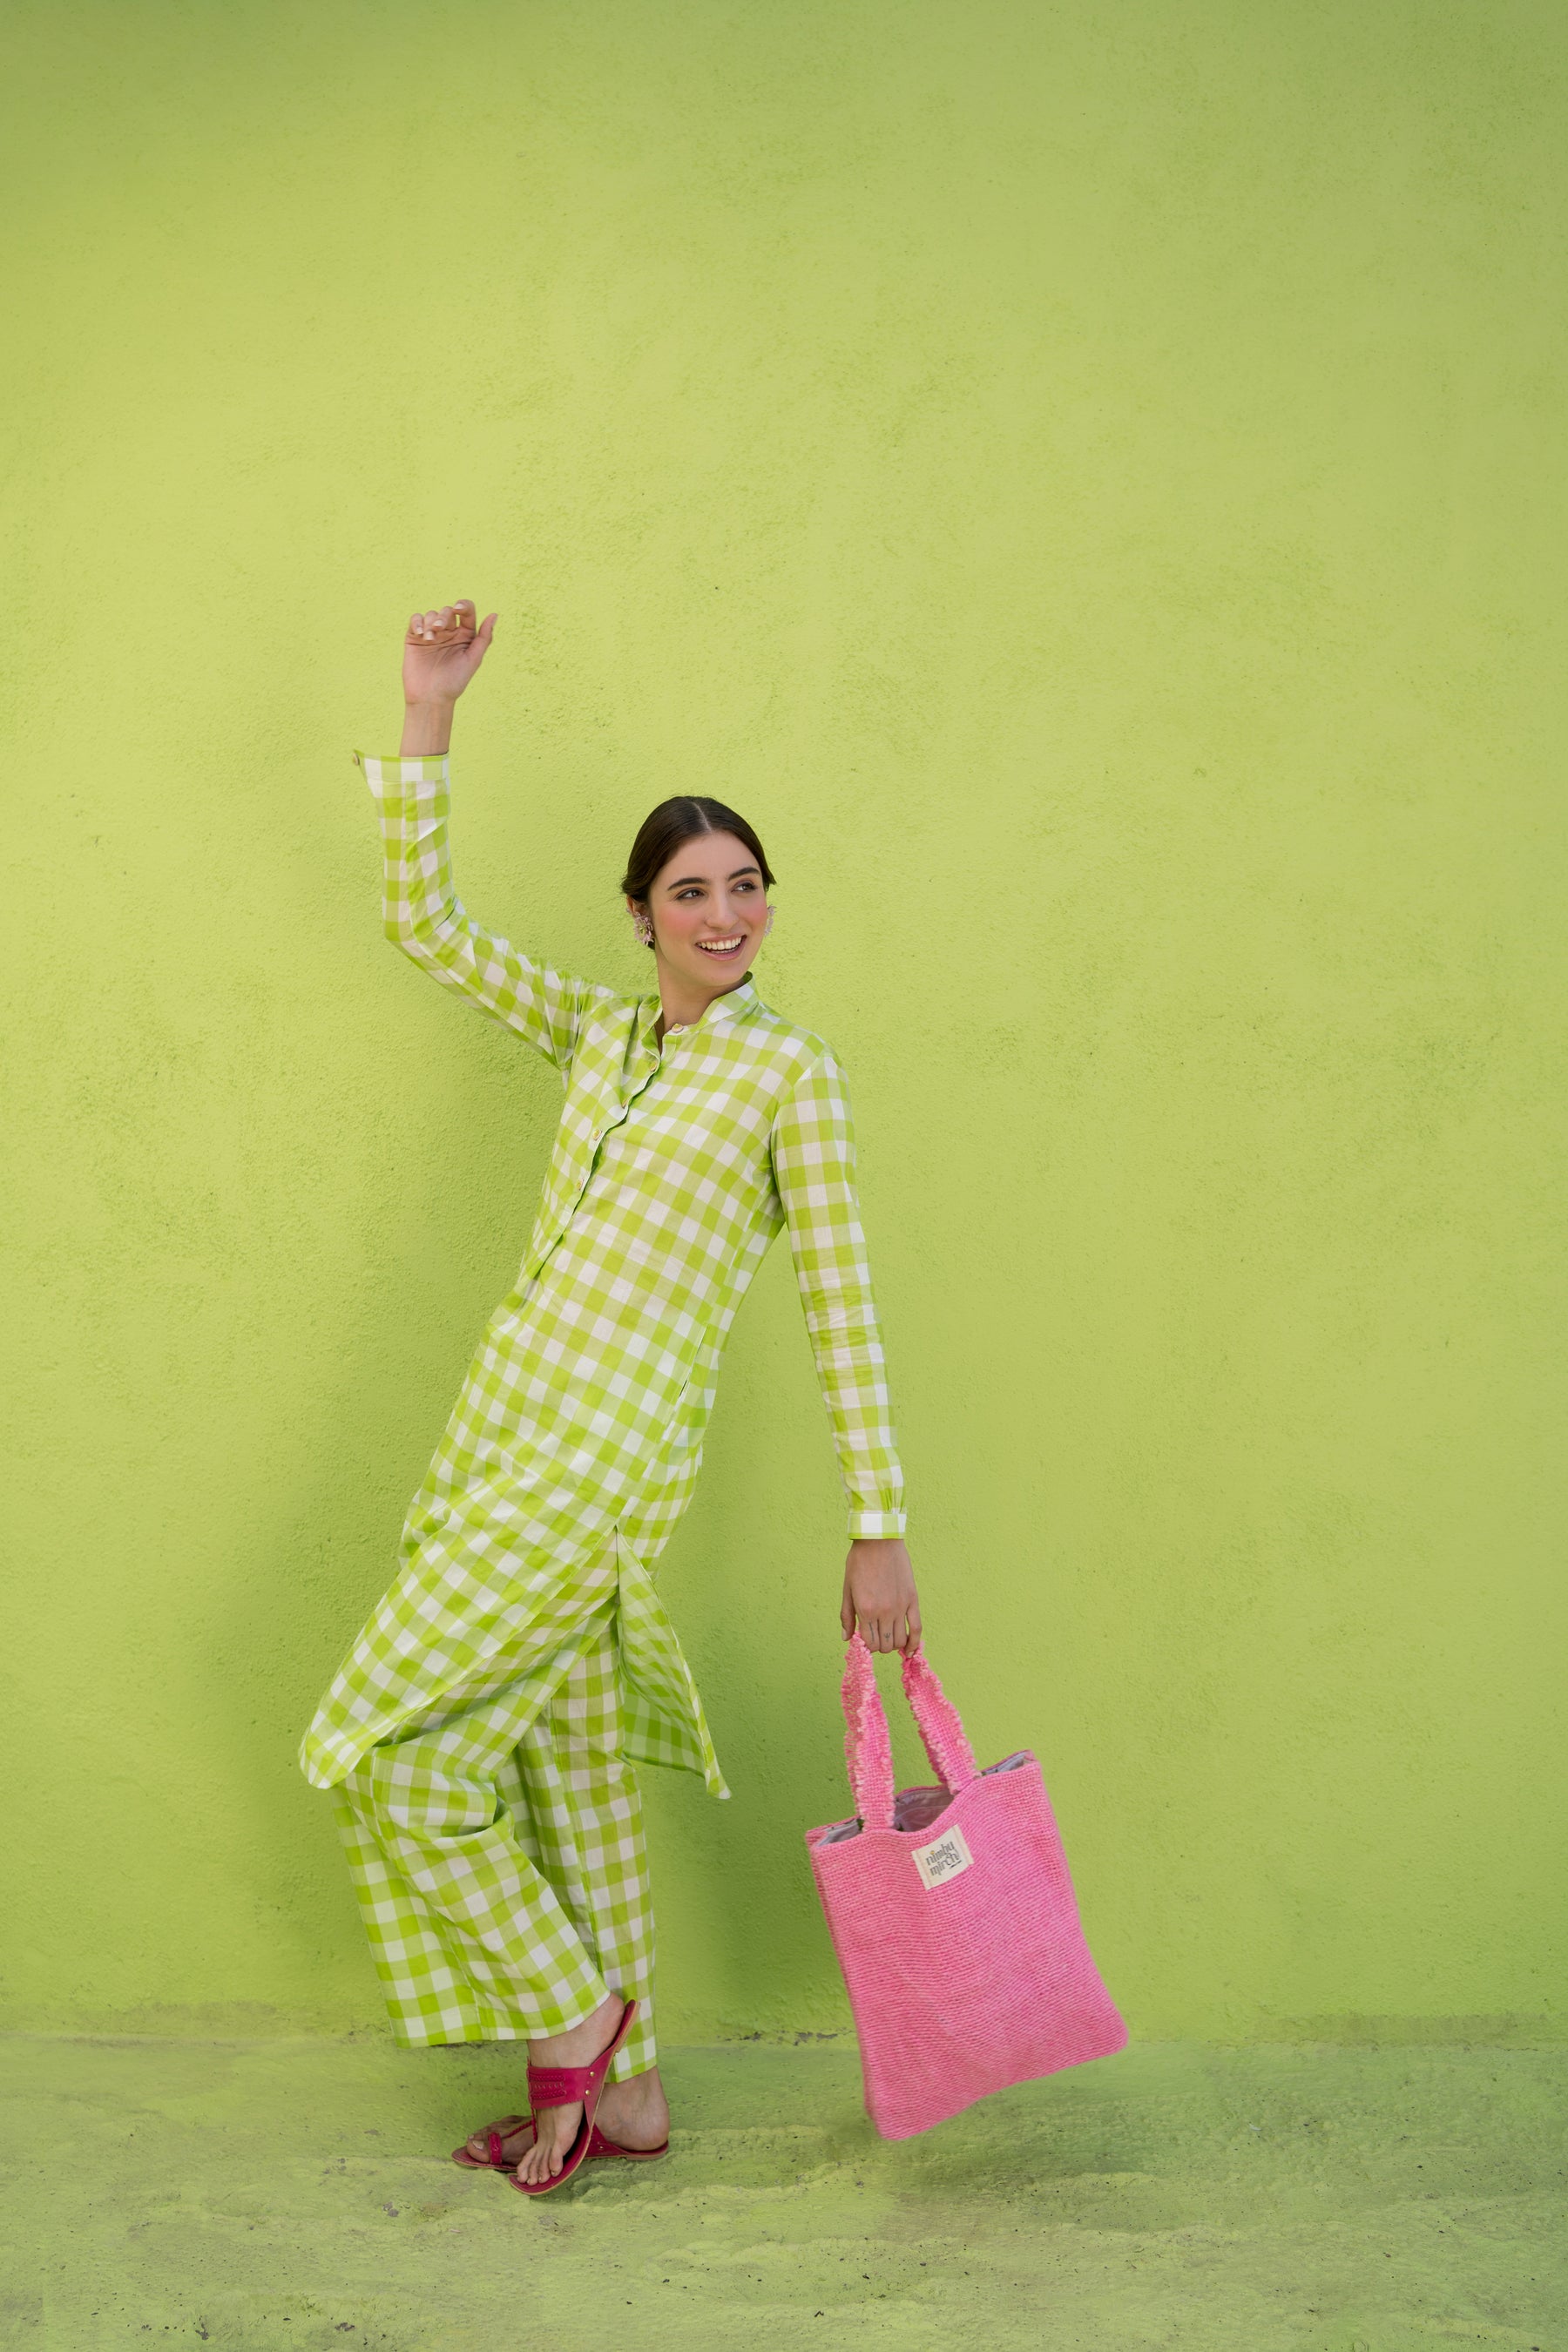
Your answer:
[771,1050,906,1538]
[359,751,608,1071]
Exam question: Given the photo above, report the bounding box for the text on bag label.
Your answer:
[911,1822,974,1889]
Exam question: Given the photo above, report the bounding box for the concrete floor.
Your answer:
[1,2036,1563,2351]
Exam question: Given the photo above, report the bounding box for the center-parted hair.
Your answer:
[620,796,775,905]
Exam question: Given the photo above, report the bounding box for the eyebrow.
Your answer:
[664,864,761,889]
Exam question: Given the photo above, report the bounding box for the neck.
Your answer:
[653,956,750,1037]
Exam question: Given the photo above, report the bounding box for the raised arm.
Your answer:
[364,600,603,1070]
[772,1050,921,1653]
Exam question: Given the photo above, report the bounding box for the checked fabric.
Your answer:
[334,1557,660,2070]
[301,753,906,2055]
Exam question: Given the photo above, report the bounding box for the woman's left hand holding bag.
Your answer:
[841,1540,922,1654]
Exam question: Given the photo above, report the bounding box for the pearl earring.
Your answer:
[763,906,774,936]
[632,911,654,948]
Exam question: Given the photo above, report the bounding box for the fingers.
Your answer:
[406,600,490,643]
[855,1605,921,1655]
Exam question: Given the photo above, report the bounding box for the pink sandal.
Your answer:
[452,2110,668,2173]
[510,1997,640,2197]
[451,2117,531,2172]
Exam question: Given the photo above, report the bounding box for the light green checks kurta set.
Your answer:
[301,754,906,2079]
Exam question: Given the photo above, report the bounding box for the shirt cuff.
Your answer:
[352,750,449,790]
[847,1508,907,1540]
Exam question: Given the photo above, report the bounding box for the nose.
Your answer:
[706,889,748,933]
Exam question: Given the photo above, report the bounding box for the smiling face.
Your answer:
[629,828,769,1000]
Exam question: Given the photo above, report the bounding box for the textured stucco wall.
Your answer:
[3,0,1564,2044]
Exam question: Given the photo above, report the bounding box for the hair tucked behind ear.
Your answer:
[620,797,775,906]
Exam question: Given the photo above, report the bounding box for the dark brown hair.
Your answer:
[619,796,775,905]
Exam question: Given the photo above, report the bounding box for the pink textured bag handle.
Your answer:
[840,1635,980,1828]
[841,1633,896,1828]
[900,1645,980,1794]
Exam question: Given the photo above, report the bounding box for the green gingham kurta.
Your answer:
[300,752,905,1807]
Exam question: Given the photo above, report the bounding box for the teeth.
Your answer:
[698,938,742,951]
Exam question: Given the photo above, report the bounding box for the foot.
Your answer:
[514,1995,649,2186]
[456,2072,669,2172]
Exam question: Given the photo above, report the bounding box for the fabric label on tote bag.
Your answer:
[910,1823,974,1889]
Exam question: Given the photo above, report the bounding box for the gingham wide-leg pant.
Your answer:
[333,1555,657,2081]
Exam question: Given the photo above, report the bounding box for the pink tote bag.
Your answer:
[805,1633,1126,2139]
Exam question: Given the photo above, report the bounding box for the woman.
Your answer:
[300,599,921,2194]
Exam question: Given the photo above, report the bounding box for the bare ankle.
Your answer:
[594,2066,669,2150]
[530,1990,623,2066]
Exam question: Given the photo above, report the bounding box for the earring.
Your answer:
[763,906,774,936]
[632,910,654,948]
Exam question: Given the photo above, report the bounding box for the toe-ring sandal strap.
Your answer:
[451,2116,531,2170]
[512,1997,639,2199]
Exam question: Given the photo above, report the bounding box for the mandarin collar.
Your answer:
[639,976,760,1044]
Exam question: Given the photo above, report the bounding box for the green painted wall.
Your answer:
[3,0,1564,2046]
